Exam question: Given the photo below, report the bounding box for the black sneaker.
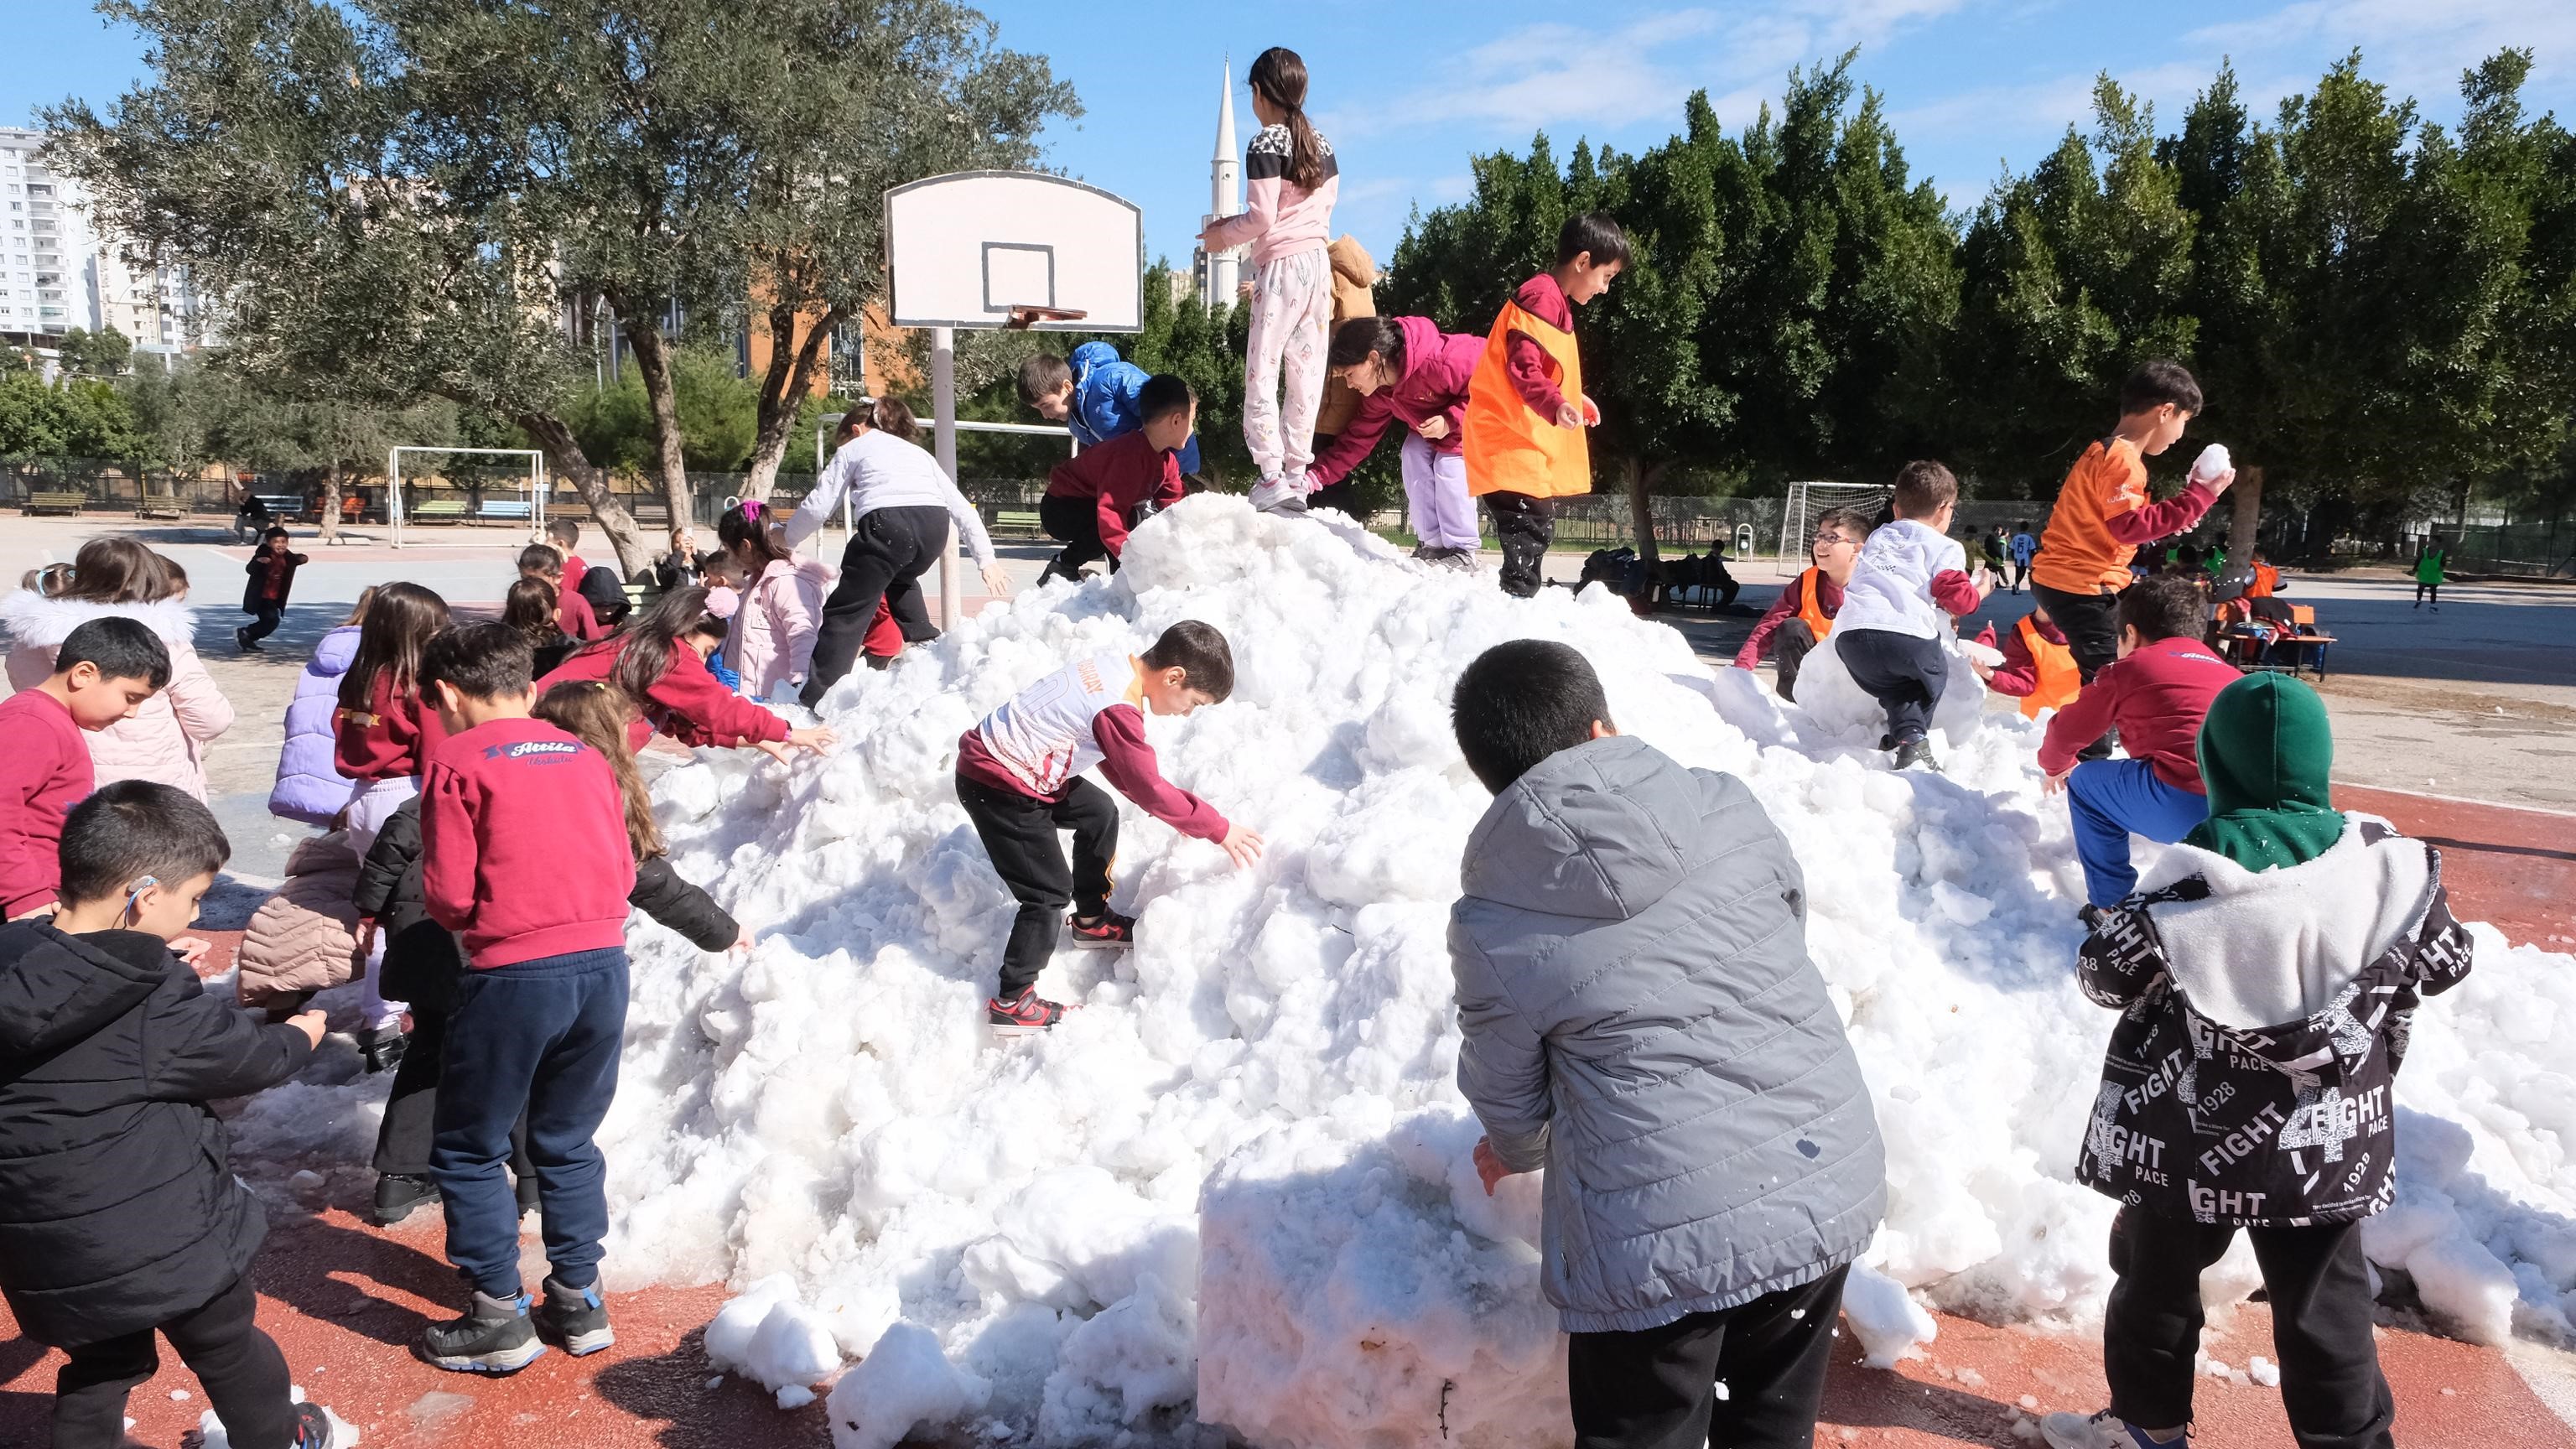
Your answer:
[291,1401,336,1449]
[516,1173,541,1218]
[1892,737,1940,771]
[535,1275,615,1357]
[235,626,261,653]
[373,1173,439,1226]
[987,987,1067,1036]
[1037,551,1081,588]
[418,1290,546,1374]
[1066,909,1135,949]
[357,1026,408,1074]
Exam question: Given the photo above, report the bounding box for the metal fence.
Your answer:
[2427,520,2576,579]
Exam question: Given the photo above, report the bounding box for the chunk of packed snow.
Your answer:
[2249,1355,2279,1387]
[827,1321,990,1449]
[208,499,2576,1446]
[1841,1264,1939,1368]
[703,1273,844,1403]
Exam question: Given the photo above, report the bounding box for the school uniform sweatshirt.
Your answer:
[335,673,448,782]
[420,716,636,968]
[538,637,789,753]
[955,653,1228,842]
[1306,314,1483,488]
[2038,636,2241,788]
[1044,430,1185,558]
[0,690,89,918]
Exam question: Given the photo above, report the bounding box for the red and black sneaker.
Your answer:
[987,988,1067,1036]
[1066,909,1135,949]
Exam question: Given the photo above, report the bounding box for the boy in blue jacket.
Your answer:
[1019,343,1203,476]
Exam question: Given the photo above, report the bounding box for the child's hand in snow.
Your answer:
[2043,769,2071,795]
[1473,1137,1521,1196]
[1220,825,1265,869]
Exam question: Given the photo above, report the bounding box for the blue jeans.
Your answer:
[2067,759,2210,907]
[430,946,627,1297]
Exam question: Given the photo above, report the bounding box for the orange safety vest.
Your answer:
[2015,615,2084,719]
[1794,567,1836,640]
[1461,299,1590,499]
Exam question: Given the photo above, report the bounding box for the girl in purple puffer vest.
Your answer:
[267,589,374,826]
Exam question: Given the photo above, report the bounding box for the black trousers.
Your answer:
[802,505,950,707]
[53,1275,293,1449]
[1835,628,1948,744]
[1567,1265,1848,1449]
[242,602,284,644]
[2413,582,2438,605]
[1487,491,1555,598]
[2105,1208,2393,1449]
[957,773,1116,998]
[1773,619,1820,703]
[2031,579,2123,758]
[373,1003,534,1183]
[1041,491,1114,577]
[2010,560,2031,592]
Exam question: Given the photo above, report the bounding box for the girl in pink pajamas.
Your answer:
[1198,47,1340,513]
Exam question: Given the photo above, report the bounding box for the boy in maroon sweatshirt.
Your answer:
[2038,575,2241,911]
[1036,376,1193,586]
[414,621,636,1374]
[0,617,170,919]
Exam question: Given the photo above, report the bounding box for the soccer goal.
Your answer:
[387,446,547,549]
[1777,480,1893,577]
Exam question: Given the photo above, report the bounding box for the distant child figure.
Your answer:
[1197,47,1340,512]
[2038,576,2241,911]
[1310,315,1485,569]
[538,586,833,761]
[332,580,455,1057]
[236,526,305,653]
[413,621,636,1372]
[502,577,579,678]
[2242,546,2283,600]
[2413,541,2445,610]
[522,543,605,642]
[0,781,333,1449]
[547,519,629,630]
[2041,674,2468,1449]
[1447,640,1885,1449]
[2008,521,2038,593]
[2030,362,2234,753]
[0,617,170,920]
[955,622,1264,1034]
[1016,343,1203,477]
[1830,461,1991,770]
[1983,526,2011,578]
[270,589,373,825]
[715,505,824,702]
[1036,375,1194,586]
[1461,212,1627,597]
[652,526,717,595]
[1973,602,2083,719]
[1733,506,1872,701]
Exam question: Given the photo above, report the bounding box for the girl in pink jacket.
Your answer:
[716,504,823,702]
[3,538,236,801]
[1197,47,1340,512]
[1308,315,1486,568]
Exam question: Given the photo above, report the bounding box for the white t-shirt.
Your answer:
[974,652,1140,795]
[784,428,997,568]
[1833,517,1967,639]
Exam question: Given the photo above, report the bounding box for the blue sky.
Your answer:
[8,0,2573,276]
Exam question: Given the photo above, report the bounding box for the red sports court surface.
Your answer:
[2,792,2568,1447]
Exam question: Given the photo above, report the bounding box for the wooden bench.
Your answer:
[22,490,86,516]
[410,499,469,524]
[138,492,185,520]
[993,509,1044,537]
[476,500,534,523]
[548,501,593,522]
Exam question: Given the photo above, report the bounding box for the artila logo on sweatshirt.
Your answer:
[483,740,584,762]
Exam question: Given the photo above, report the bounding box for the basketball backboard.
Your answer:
[884,171,1143,332]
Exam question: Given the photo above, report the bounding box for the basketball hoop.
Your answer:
[1005,304,1088,330]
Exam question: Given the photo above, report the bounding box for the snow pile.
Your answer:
[706,1275,849,1407]
[216,496,2576,1446]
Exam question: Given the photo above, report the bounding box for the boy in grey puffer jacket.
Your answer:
[1448,640,1886,1449]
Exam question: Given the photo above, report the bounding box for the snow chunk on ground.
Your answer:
[1842,1264,1939,1368]
[826,1321,989,1449]
[704,1275,844,1406]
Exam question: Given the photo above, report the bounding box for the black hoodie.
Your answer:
[0,923,313,1345]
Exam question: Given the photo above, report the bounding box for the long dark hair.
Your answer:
[338,581,451,710]
[502,578,561,646]
[718,504,793,575]
[1249,48,1327,192]
[837,395,922,444]
[1327,315,1405,372]
[591,583,711,703]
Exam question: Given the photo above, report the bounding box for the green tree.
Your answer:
[54,326,134,378]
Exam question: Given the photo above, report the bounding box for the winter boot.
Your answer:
[1249,477,1309,516]
[418,1290,546,1374]
[535,1275,616,1357]
[2040,1409,2187,1449]
[290,1401,336,1449]
[1892,737,1941,772]
[1066,908,1135,949]
[357,1025,408,1075]
[1036,551,1081,588]
[987,987,1067,1037]
[372,1173,439,1226]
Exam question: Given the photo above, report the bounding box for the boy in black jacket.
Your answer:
[356,789,742,1228]
[0,782,332,1449]
[237,525,306,653]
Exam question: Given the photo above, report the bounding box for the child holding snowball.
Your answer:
[1447,638,1884,1449]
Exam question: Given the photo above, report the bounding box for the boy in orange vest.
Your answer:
[1732,506,1872,702]
[1461,214,1627,598]
[1972,604,2082,718]
[2029,362,2234,752]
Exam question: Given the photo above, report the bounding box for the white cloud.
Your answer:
[2184,0,2576,104]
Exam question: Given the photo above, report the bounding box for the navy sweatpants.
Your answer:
[429,946,628,1298]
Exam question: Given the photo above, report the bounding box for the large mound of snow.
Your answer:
[221,497,2576,1446]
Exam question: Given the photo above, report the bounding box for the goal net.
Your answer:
[1777,480,1892,577]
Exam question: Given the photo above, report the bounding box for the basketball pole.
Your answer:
[932,325,961,631]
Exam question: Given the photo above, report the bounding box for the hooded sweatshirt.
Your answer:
[1449,735,1886,1332]
[3,591,236,800]
[2187,673,2347,870]
[2038,636,2241,788]
[1305,315,1484,489]
[0,923,314,1345]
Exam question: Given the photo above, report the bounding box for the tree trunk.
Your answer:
[1623,457,1662,610]
[615,308,694,538]
[318,457,343,544]
[2223,464,2262,588]
[514,409,653,577]
[744,298,844,502]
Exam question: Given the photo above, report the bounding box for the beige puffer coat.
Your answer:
[236,833,363,1009]
[2,592,237,801]
[1316,235,1379,439]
